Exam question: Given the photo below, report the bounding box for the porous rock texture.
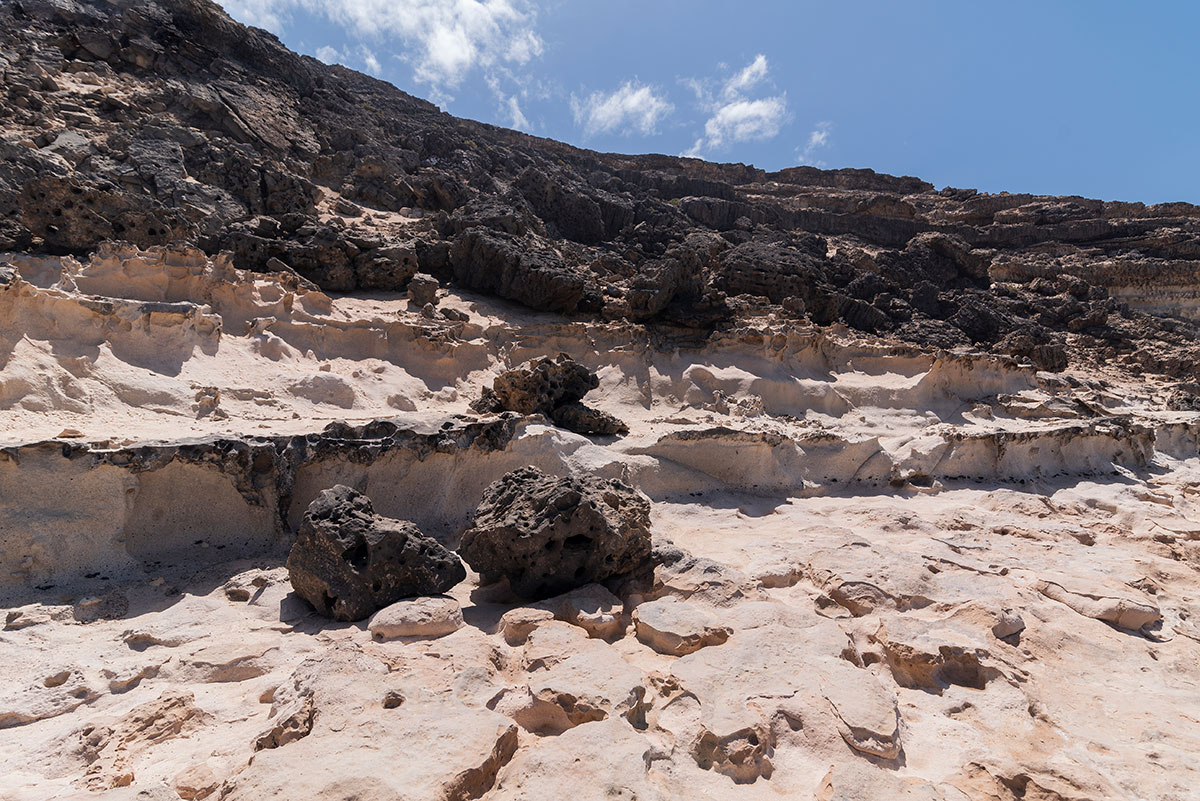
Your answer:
[3,2,1200,800]
[459,467,652,599]
[474,354,629,436]
[286,485,465,621]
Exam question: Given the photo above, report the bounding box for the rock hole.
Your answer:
[343,538,370,569]
[563,534,591,550]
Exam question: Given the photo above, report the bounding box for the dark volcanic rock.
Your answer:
[492,354,598,415]
[2,0,1200,376]
[407,272,439,306]
[550,402,629,436]
[287,485,466,621]
[474,354,627,436]
[459,467,652,599]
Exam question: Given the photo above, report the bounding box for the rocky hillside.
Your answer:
[4,3,1200,801]
[5,0,1200,381]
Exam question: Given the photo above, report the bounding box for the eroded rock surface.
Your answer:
[2,2,1200,800]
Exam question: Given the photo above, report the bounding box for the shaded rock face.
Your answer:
[459,467,652,599]
[286,485,466,621]
[474,354,628,436]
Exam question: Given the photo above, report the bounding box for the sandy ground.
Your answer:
[2,245,1200,800]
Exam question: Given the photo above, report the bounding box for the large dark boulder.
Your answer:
[287,485,466,621]
[459,467,652,599]
[492,354,597,415]
[473,354,627,436]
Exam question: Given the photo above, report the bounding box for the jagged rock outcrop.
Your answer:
[474,354,628,436]
[459,467,652,599]
[286,485,465,621]
[2,0,1200,382]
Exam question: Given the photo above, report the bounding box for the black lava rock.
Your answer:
[472,354,627,437]
[459,467,652,599]
[286,485,466,621]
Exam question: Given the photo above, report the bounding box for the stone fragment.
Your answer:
[490,354,595,414]
[498,607,556,646]
[872,619,994,693]
[550,401,629,435]
[73,591,128,622]
[541,583,625,639]
[368,595,464,640]
[992,608,1026,639]
[286,485,466,621]
[173,762,222,800]
[4,604,68,630]
[254,694,315,751]
[633,596,732,655]
[407,272,439,306]
[820,660,902,759]
[459,467,651,599]
[1036,580,1161,631]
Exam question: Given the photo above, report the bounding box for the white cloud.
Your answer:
[487,73,532,131]
[360,46,382,76]
[684,54,788,157]
[703,97,787,148]
[312,44,381,76]
[505,95,531,131]
[219,0,291,30]
[218,0,543,101]
[722,53,768,100]
[796,121,832,166]
[571,81,674,137]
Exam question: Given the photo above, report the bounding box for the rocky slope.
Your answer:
[3,2,1200,800]
[5,0,1200,381]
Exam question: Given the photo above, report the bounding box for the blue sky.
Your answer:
[218,1,1199,204]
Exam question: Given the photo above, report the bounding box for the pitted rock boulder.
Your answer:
[286,486,466,621]
[459,467,652,599]
[474,354,627,436]
[492,354,597,415]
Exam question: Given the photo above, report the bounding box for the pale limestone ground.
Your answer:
[2,246,1200,800]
